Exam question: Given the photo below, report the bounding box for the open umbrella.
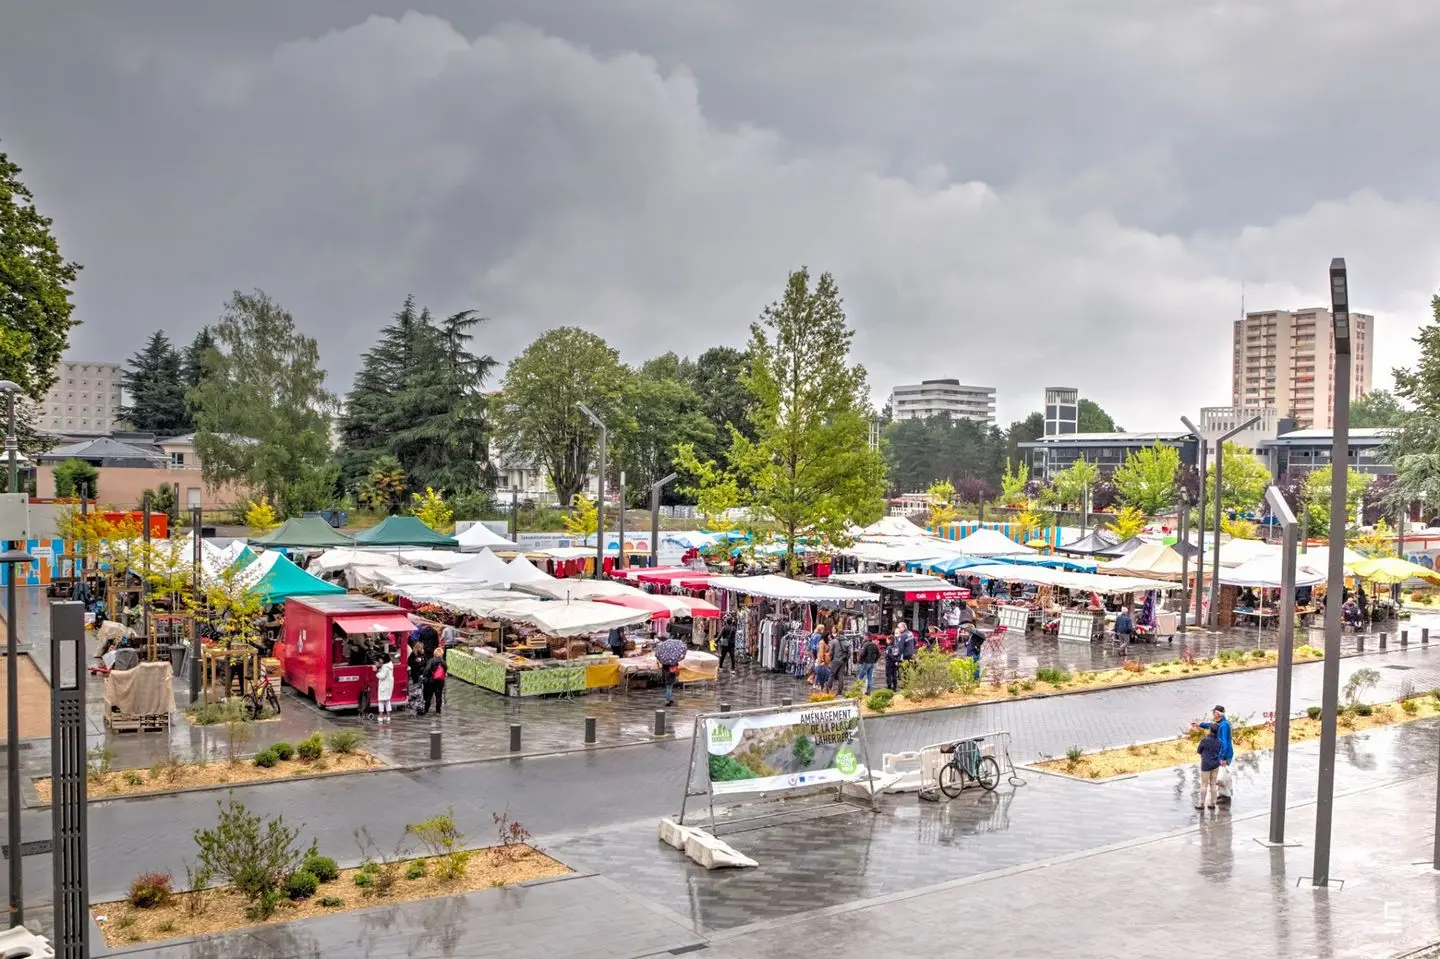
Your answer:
[653,638,689,666]
[1350,556,1440,586]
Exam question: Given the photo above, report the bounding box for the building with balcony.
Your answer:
[1232,308,1373,428]
[889,379,996,426]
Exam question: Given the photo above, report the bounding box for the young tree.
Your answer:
[410,488,454,532]
[1299,463,1372,540]
[615,362,716,504]
[52,458,99,499]
[1045,458,1099,511]
[121,331,189,434]
[0,145,82,444]
[189,290,336,512]
[1000,460,1029,507]
[562,493,598,537]
[1110,443,1180,517]
[724,268,887,572]
[674,443,740,532]
[1204,442,1271,524]
[1350,389,1406,429]
[493,327,630,507]
[1108,505,1147,540]
[926,480,958,529]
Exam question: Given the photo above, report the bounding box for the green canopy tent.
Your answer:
[249,517,356,549]
[352,515,458,549]
[248,552,346,604]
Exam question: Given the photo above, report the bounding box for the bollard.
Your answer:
[509,723,522,752]
[1403,630,1410,647]
[654,709,667,737]
[429,725,442,761]
[584,716,597,745]
[720,702,731,713]
[1380,633,1389,650]
[1357,634,1365,653]
[1425,628,1431,646]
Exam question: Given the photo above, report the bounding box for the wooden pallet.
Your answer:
[104,711,171,734]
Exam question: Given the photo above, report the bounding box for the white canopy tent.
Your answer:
[505,555,553,583]
[516,579,647,601]
[456,522,518,551]
[840,540,959,565]
[398,549,474,571]
[1218,555,1328,588]
[444,549,514,584]
[854,516,931,539]
[1215,539,1279,568]
[706,574,877,603]
[311,548,400,576]
[948,528,1037,557]
[953,563,1178,595]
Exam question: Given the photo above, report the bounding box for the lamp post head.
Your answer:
[576,402,605,431]
[0,382,19,395]
[0,549,33,567]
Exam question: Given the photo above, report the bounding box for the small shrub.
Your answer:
[320,896,343,908]
[224,718,253,766]
[1251,649,1268,659]
[302,854,338,882]
[1296,645,1325,658]
[1064,745,1084,769]
[116,915,136,929]
[1020,679,1036,692]
[122,771,145,787]
[128,871,174,909]
[1217,649,1247,664]
[352,871,373,888]
[326,730,363,755]
[160,754,186,784]
[1355,703,1374,717]
[865,689,895,712]
[1432,687,1440,701]
[244,889,284,921]
[1006,684,1020,696]
[898,648,958,700]
[296,733,324,762]
[844,679,866,701]
[1034,666,1072,686]
[1121,660,1145,674]
[182,861,214,917]
[148,760,166,781]
[1179,647,1199,666]
[1402,699,1420,715]
[947,657,979,692]
[360,861,380,876]
[157,920,175,933]
[284,869,319,900]
[1306,706,1323,720]
[86,745,114,784]
[405,860,427,880]
[491,808,537,866]
[272,741,295,761]
[192,798,306,911]
[252,749,279,769]
[1087,767,1101,779]
[808,692,836,703]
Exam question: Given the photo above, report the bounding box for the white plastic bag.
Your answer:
[1216,764,1233,798]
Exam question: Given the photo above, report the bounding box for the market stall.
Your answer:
[946,563,1178,642]
[353,516,459,549]
[828,572,968,639]
[703,575,878,675]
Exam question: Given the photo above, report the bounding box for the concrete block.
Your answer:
[683,830,758,869]
[658,817,701,850]
[0,926,54,958]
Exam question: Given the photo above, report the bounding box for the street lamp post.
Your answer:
[650,473,678,568]
[1209,414,1262,629]
[1313,257,1352,887]
[1180,416,1208,629]
[0,379,28,925]
[1264,485,1299,844]
[1177,489,1190,636]
[576,403,607,580]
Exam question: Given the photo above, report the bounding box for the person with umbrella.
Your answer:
[654,637,688,707]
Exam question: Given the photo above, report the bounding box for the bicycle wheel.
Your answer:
[938,760,964,798]
[975,756,1001,792]
[264,685,281,716]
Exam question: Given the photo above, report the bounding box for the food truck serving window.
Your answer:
[333,614,415,636]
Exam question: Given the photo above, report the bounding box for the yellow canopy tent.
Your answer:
[1350,556,1440,586]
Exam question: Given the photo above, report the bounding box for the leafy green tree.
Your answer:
[1385,297,1440,505]
[493,327,630,507]
[0,145,82,443]
[615,359,716,505]
[52,458,98,499]
[1005,412,1044,466]
[357,455,408,515]
[883,414,1006,496]
[1203,441,1271,523]
[121,331,190,434]
[1077,398,1122,433]
[189,290,336,512]
[724,268,887,571]
[1110,443,1180,517]
[690,346,754,465]
[1300,463,1372,540]
[1045,458,1099,510]
[1000,459,1029,507]
[1350,389,1406,429]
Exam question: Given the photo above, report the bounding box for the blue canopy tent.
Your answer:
[986,555,1098,573]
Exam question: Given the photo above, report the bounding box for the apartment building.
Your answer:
[32,361,123,434]
[1231,309,1373,428]
[889,379,996,426]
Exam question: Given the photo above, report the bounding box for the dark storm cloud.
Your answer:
[3,2,1440,426]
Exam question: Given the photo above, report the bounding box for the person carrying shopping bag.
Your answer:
[1198,705,1235,804]
[1195,725,1222,811]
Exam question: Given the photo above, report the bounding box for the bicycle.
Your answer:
[938,737,1000,797]
[244,672,281,720]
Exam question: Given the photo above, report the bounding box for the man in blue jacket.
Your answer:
[1199,705,1234,804]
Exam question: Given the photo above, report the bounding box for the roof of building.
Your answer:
[1264,427,1393,444]
[1018,431,1194,447]
[39,437,167,464]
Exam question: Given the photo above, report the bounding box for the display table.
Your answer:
[620,649,720,687]
[1058,609,1103,643]
[445,646,620,697]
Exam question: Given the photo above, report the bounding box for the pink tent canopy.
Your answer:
[593,593,720,619]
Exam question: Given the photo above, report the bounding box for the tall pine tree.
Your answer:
[121,331,189,434]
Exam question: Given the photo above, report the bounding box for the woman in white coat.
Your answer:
[374,652,395,723]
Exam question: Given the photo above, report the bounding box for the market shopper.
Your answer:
[1195,725,1222,810]
[1113,606,1135,651]
[1197,705,1234,804]
[373,652,394,724]
[830,627,852,692]
[717,617,738,673]
[406,640,427,714]
[857,634,881,694]
[884,624,903,692]
[813,628,833,691]
[420,648,447,716]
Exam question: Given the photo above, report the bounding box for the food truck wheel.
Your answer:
[357,688,371,717]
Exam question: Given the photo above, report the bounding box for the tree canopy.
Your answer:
[1204,441,1271,523]
[883,414,1005,500]
[724,267,887,570]
[1110,443,1180,517]
[189,289,337,513]
[1350,389,1406,429]
[0,145,81,444]
[615,357,716,506]
[121,331,190,435]
[493,327,630,507]
[1299,462,1372,540]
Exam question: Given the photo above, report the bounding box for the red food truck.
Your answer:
[279,595,413,713]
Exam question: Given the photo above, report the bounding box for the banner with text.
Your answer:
[704,701,866,796]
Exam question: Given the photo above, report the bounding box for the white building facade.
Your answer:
[889,379,996,426]
[33,360,123,434]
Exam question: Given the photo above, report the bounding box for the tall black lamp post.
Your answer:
[1209,414,1262,629]
[1179,416,1208,628]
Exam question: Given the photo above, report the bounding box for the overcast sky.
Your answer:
[4,1,1440,427]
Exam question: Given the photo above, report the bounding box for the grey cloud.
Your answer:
[2,5,1440,429]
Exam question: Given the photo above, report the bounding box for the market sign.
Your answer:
[704,701,866,796]
[903,588,967,602]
